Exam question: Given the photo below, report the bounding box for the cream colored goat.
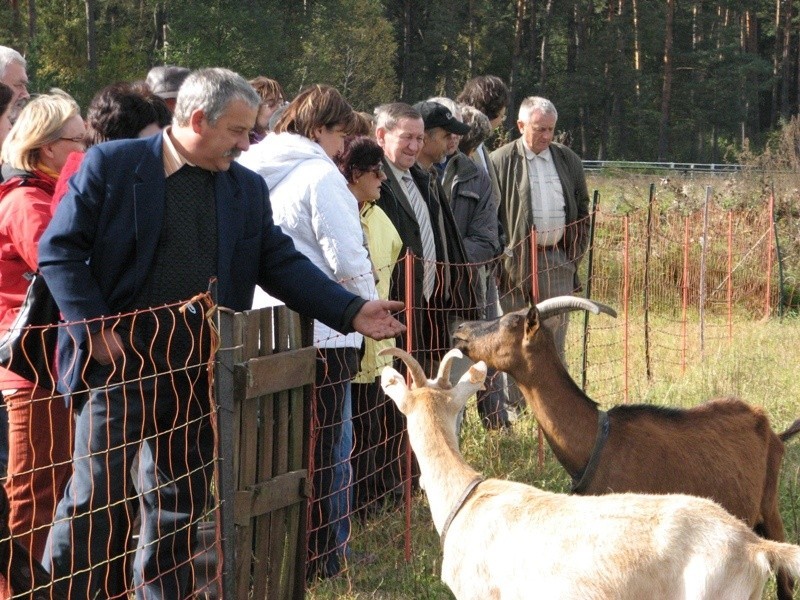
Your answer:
[380,347,800,600]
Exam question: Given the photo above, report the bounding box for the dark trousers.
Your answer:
[307,346,358,580]
[351,379,405,516]
[43,304,214,600]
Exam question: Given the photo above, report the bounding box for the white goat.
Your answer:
[380,347,800,600]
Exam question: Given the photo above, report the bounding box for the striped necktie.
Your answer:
[402,173,436,301]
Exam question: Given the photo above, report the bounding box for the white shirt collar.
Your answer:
[523,143,552,162]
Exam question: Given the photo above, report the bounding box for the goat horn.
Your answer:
[536,296,618,321]
[434,348,463,389]
[378,347,427,389]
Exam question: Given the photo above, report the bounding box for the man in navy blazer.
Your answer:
[38,68,404,599]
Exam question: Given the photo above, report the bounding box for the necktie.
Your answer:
[402,174,436,301]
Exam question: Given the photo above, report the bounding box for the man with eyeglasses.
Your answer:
[0,47,29,122]
[373,102,475,503]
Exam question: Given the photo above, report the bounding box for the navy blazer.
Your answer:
[39,133,360,394]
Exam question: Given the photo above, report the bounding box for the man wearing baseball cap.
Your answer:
[413,100,470,170]
[145,65,190,113]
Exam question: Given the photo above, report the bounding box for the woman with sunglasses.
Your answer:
[335,135,404,520]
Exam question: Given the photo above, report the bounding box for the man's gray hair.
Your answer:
[374,102,422,132]
[518,96,557,123]
[0,46,25,79]
[173,68,259,127]
[427,96,462,121]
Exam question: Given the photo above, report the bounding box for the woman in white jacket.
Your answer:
[238,84,377,580]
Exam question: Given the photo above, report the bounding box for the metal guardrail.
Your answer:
[582,160,744,173]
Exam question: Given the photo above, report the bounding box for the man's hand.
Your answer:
[89,327,125,365]
[352,300,406,341]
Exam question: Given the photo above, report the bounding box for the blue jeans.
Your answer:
[307,347,358,579]
[333,382,352,556]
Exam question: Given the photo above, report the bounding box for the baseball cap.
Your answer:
[413,101,470,135]
[146,65,191,100]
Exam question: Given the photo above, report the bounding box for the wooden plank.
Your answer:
[221,305,313,600]
[214,308,240,600]
[253,509,272,597]
[267,389,291,597]
[233,470,307,525]
[284,386,306,594]
[235,347,316,400]
[233,312,259,600]
[269,508,288,599]
[242,310,261,358]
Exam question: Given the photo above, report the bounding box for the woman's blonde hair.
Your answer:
[1,89,80,172]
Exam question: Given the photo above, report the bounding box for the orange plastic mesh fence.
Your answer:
[0,196,781,597]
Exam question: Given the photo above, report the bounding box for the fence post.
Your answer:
[530,227,545,467]
[772,185,785,321]
[765,191,775,319]
[530,227,540,303]
[623,215,630,404]
[214,307,238,600]
[581,191,600,391]
[643,184,654,381]
[681,216,690,374]
[727,211,733,342]
[699,186,711,357]
[403,249,414,563]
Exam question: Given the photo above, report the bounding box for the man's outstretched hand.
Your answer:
[352,300,406,340]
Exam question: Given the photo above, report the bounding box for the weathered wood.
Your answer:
[214,304,312,600]
[235,347,317,400]
[234,471,307,525]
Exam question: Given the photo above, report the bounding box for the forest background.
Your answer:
[2,0,800,164]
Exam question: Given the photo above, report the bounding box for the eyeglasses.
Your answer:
[262,98,285,109]
[365,164,385,177]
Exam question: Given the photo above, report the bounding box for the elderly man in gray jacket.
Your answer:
[490,96,590,362]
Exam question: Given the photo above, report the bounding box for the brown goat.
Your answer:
[453,296,800,600]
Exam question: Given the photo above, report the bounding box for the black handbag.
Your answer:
[0,272,60,391]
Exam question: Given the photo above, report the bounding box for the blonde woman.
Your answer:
[0,91,84,583]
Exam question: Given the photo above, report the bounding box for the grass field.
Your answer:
[305,169,800,598]
[307,312,800,599]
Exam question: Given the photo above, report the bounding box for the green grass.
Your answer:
[307,313,800,599]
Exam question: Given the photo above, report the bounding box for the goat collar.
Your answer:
[571,410,610,494]
[440,475,484,549]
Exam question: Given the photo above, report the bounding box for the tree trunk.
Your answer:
[508,0,527,129]
[741,8,760,146]
[85,0,97,72]
[400,0,412,100]
[657,0,674,161]
[770,0,781,127]
[539,0,553,93]
[780,0,792,120]
[27,0,35,44]
[631,0,641,98]
[467,0,474,77]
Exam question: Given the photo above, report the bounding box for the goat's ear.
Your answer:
[524,306,542,341]
[381,366,410,413]
[462,360,487,387]
[453,360,487,405]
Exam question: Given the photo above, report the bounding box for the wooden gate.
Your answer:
[215,305,315,600]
